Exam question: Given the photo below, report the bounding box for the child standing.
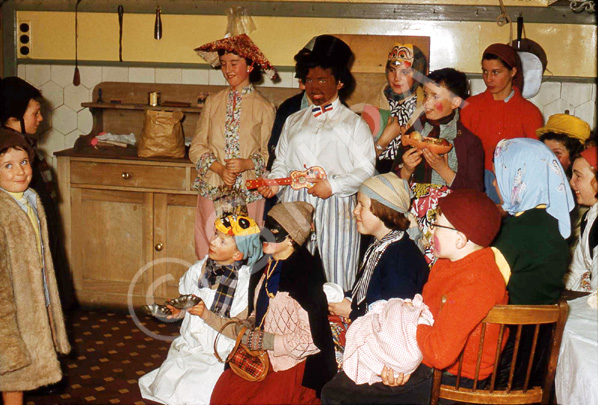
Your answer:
[0,128,70,405]
[260,36,376,290]
[190,34,276,259]
[139,213,262,405]
[321,189,507,405]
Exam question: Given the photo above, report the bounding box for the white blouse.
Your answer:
[270,97,376,198]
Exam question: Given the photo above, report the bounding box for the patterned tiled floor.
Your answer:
[22,309,181,405]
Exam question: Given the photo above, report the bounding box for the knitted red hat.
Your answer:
[580,146,597,170]
[438,189,501,247]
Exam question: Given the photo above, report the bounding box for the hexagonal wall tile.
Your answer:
[17,64,26,80]
[40,81,64,110]
[129,67,155,83]
[51,65,76,87]
[64,84,91,112]
[156,68,182,84]
[77,109,93,134]
[182,69,209,85]
[574,101,596,130]
[38,129,65,164]
[533,82,561,108]
[561,82,593,107]
[65,129,83,149]
[25,64,51,87]
[52,105,78,134]
[543,99,574,119]
[80,66,103,89]
[102,66,129,83]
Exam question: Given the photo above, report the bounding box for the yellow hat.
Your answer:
[536,114,591,144]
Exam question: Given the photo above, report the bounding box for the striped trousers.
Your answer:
[281,188,360,290]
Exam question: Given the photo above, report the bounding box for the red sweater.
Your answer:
[460,88,543,170]
[417,248,508,379]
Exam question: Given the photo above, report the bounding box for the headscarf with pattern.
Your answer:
[494,138,575,238]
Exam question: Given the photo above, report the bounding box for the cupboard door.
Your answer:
[153,193,198,299]
[71,188,153,305]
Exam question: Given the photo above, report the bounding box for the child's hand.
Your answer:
[258,184,279,198]
[328,298,352,318]
[402,147,423,172]
[380,365,411,387]
[219,167,238,186]
[225,158,252,174]
[165,305,184,320]
[422,148,448,171]
[307,178,332,199]
[187,301,206,318]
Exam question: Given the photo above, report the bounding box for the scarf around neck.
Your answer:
[199,259,243,317]
[352,230,405,305]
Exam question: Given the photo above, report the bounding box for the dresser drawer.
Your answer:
[70,161,186,190]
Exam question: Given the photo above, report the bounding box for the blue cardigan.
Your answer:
[347,235,429,320]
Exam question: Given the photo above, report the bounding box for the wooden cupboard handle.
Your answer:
[121,172,131,179]
[155,243,164,251]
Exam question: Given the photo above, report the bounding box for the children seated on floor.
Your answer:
[138,213,262,405]
[392,67,484,262]
[321,189,507,405]
[210,201,336,404]
[0,128,71,405]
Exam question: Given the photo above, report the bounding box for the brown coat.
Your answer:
[0,190,70,391]
[188,88,275,188]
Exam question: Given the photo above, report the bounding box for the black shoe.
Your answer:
[30,378,68,396]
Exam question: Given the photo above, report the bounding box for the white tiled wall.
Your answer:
[16,63,597,169]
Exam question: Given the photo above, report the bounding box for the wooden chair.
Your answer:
[430,300,569,405]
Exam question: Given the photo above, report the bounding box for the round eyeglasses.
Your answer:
[429,222,458,232]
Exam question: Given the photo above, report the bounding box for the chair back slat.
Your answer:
[523,324,541,392]
[473,323,487,391]
[507,324,523,392]
[432,300,569,405]
[455,351,464,390]
[488,323,506,392]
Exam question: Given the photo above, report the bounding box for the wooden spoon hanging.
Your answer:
[73,0,82,86]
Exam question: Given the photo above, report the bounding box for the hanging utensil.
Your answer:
[154,6,162,40]
[73,0,82,86]
[513,15,544,99]
[118,5,124,62]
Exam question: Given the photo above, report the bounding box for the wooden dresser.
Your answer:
[56,82,301,307]
[56,148,198,307]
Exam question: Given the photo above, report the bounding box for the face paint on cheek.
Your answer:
[432,234,441,253]
[434,102,444,112]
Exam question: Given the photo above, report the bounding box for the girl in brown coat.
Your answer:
[0,128,70,405]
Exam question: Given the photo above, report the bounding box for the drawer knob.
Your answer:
[121,172,131,180]
[155,243,164,251]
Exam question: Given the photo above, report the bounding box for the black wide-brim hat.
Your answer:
[295,35,353,69]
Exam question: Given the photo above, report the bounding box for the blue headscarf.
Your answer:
[234,234,263,266]
[493,138,575,238]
